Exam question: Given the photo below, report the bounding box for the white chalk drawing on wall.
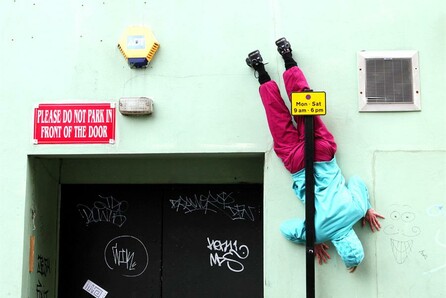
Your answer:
[426,204,445,218]
[383,204,421,264]
[77,195,128,227]
[423,204,446,275]
[423,230,446,275]
[170,191,256,221]
[104,235,149,278]
[207,237,250,273]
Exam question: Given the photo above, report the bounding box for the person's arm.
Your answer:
[280,218,306,243]
[316,243,358,272]
[362,208,385,232]
[314,243,330,265]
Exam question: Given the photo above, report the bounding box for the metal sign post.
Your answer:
[304,115,315,298]
[292,91,326,298]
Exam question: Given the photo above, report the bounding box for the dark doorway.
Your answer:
[58,184,263,298]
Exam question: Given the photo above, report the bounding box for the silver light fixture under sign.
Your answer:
[119,97,154,115]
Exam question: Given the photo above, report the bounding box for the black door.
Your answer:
[58,185,163,298]
[58,184,263,298]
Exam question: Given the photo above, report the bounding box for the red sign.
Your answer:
[34,103,116,144]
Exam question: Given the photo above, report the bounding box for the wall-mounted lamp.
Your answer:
[119,97,154,115]
[118,26,160,68]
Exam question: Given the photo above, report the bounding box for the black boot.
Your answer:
[246,50,271,84]
[275,37,292,55]
[246,50,264,69]
[275,37,297,69]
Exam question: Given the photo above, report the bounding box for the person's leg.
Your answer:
[259,80,306,173]
[246,50,305,173]
[277,38,337,161]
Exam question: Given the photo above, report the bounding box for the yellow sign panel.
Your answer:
[291,91,326,115]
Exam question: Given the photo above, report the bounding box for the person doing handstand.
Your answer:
[246,38,384,272]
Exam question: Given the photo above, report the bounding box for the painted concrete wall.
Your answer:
[0,0,445,297]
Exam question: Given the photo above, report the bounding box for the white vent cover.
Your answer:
[358,51,420,112]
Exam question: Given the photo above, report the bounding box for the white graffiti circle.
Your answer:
[104,235,149,278]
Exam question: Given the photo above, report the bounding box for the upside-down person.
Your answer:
[246,38,384,272]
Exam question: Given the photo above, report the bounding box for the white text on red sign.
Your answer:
[34,103,116,144]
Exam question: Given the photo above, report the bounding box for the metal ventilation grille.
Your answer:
[365,58,413,103]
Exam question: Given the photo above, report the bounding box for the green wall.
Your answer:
[0,0,445,297]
